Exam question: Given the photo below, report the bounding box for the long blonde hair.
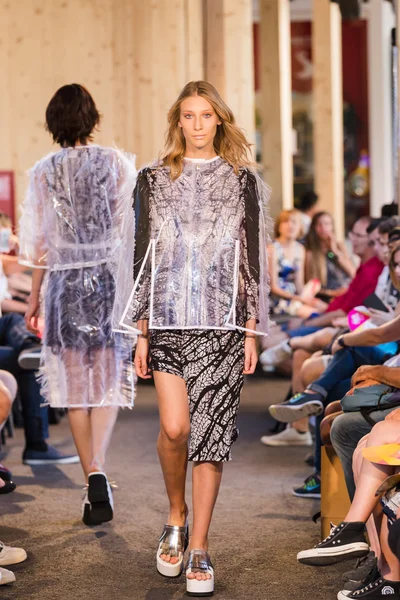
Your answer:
[161,81,253,180]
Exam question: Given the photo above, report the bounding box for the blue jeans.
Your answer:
[287,326,321,338]
[310,344,398,405]
[0,313,47,450]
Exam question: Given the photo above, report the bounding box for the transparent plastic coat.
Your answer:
[119,157,271,336]
[19,145,137,408]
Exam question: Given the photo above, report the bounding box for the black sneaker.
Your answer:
[23,445,79,465]
[343,552,378,587]
[292,473,321,499]
[337,577,400,599]
[297,521,369,566]
[87,472,114,525]
[341,564,381,597]
[269,391,324,423]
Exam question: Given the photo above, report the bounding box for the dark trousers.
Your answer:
[0,313,47,450]
[311,345,397,476]
[310,345,397,405]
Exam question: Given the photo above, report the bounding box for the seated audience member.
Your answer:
[0,215,29,314]
[269,217,400,376]
[269,241,400,426]
[269,209,322,319]
[296,414,400,600]
[260,218,394,449]
[268,238,400,495]
[304,211,355,302]
[0,370,17,494]
[0,312,78,465]
[261,217,384,367]
[296,190,319,235]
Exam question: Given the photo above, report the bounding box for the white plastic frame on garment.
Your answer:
[118,161,273,337]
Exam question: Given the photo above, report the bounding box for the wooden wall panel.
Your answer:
[205,0,255,148]
[260,0,293,217]
[1,0,206,208]
[313,0,344,239]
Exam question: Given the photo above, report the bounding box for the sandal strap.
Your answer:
[186,549,213,573]
[158,523,189,556]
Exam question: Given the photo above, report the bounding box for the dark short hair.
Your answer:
[297,190,319,212]
[45,84,101,147]
[389,226,400,246]
[366,217,383,234]
[379,216,400,235]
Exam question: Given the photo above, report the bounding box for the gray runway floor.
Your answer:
[1,377,348,599]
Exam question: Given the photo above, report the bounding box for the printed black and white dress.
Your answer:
[121,156,271,461]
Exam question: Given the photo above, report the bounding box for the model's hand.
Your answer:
[134,337,152,379]
[243,337,258,374]
[24,295,40,335]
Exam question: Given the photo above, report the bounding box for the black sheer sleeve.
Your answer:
[240,170,261,323]
[133,169,151,281]
[132,168,152,320]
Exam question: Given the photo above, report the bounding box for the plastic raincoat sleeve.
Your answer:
[19,164,49,268]
[240,170,272,335]
[109,150,138,331]
[120,169,151,331]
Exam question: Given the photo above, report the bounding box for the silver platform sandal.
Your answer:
[186,549,215,597]
[157,521,189,577]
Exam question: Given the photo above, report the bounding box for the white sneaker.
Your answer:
[260,427,312,447]
[259,340,292,367]
[0,541,27,566]
[0,567,16,585]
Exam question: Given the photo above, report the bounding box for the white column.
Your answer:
[260,0,293,218]
[312,0,344,240]
[205,0,255,148]
[367,0,395,215]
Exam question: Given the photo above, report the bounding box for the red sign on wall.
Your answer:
[0,172,15,226]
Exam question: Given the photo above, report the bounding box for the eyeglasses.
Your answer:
[349,230,368,240]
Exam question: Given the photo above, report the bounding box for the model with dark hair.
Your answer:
[20,84,137,525]
[120,80,271,596]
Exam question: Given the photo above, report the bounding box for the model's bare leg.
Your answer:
[90,406,119,472]
[64,349,92,478]
[188,461,223,581]
[68,408,92,478]
[90,348,120,471]
[154,371,190,564]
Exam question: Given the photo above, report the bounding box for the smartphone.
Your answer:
[363,293,389,313]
